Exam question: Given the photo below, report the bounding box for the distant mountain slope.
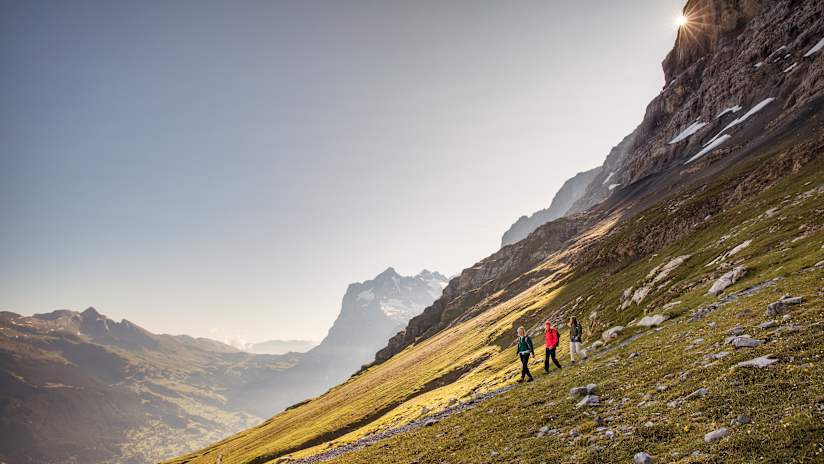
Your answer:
[302,268,448,380]
[0,307,300,464]
[164,1,824,463]
[246,339,316,355]
[231,268,449,414]
[501,166,601,247]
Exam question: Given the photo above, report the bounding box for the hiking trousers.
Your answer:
[569,341,585,362]
[519,353,533,380]
[545,347,562,371]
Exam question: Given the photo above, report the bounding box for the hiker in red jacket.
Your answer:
[544,321,563,373]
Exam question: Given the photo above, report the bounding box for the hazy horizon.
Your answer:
[2,0,686,344]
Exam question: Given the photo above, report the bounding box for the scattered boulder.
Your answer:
[731,415,751,426]
[576,395,600,408]
[766,295,804,317]
[727,325,745,336]
[637,314,668,327]
[729,335,765,348]
[570,384,597,398]
[423,419,438,427]
[736,356,778,368]
[707,266,747,296]
[634,452,654,464]
[685,387,709,400]
[704,427,728,442]
[758,320,778,329]
[602,326,624,343]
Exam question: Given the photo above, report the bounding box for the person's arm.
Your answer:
[529,337,535,356]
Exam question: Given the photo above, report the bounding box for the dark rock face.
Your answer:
[375,217,582,364]
[374,0,824,367]
[300,268,448,382]
[573,0,824,211]
[501,166,601,247]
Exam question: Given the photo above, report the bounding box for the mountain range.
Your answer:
[0,269,446,464]
[164,1,824,463]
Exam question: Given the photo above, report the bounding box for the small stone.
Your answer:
[656,384,668,392]
[569,429,579,438]
[576,395,601,407]
[704,427,728,442]
[708,266,747,296]
[604,430,614,439]
[586,383,598,395]
[637,314,668,327]
[644,421,655,427]
[634,452,654,464]
[758,320,778,329]
[539,426,549,433]
[731,415,751,426]
[730,335,765,348]
[629,352,641,358]
[424,419,438,427]
[736,356,778,368]
[686,387,709,400]
[570,386,588,397]
[727,325,745,336]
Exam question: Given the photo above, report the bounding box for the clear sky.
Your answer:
[1,0,685,345]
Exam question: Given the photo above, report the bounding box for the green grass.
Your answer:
[166,144,824,464]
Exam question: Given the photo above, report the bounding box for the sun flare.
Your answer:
[676,14,689,27]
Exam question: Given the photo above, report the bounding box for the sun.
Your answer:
[676,14,689,27]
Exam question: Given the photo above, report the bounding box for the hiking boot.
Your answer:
[526,378,534,382]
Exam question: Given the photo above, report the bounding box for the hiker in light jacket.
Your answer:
[515,326,535,383]
[569,316,585,363]
[544,321,562,372]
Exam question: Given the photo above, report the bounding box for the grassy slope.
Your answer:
[327,157,824,463]
[167,137,824,464]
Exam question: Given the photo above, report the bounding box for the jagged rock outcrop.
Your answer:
[375,217,582,363]
[303,268,447,376]
[376,0,824,366]
[572,0,824,211]
[501,166,601,247]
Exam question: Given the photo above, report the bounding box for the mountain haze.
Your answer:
[166,1,824,463]
[501,166,601,247]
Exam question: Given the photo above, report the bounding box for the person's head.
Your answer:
[517,326,526,337]
[545,320,553,330]
[570,316,578,326]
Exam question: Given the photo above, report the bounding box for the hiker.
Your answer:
[569,316,585,363]
[544,321,562,372]
[515,326,535,383]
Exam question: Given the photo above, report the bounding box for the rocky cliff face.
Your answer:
[304,268,447,373]
[501,166,601,247]
[375,0,824,366]
[572,0,824,210]
[375,217,583,363]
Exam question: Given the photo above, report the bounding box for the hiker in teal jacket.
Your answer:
[515,326,535,383]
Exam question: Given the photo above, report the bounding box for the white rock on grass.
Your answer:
[637,314,668,327]
[736,356,778,368]
[570,384,598,398]
[729,335,765,348]
[634,452,654,464]
[707,266,747,296]
[758,320,778,329]
[602,326,624,343]
[576,395,600,408]
[766,295,804,317]
[704,427,728,442]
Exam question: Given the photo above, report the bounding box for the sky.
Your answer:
[1,0,686,345]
